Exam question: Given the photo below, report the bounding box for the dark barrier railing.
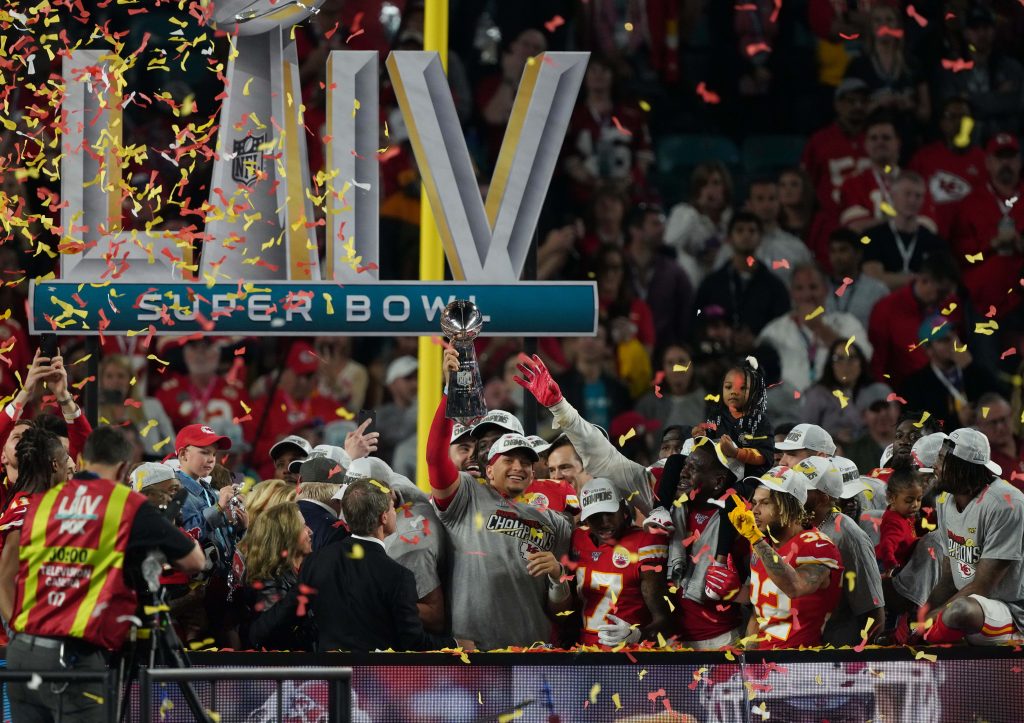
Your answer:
[0,669,119,723]
[138,666,352,723]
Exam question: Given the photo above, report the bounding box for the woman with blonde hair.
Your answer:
[244,479,298,524]
[238,502,314,649]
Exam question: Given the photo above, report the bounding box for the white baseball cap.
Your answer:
[344,456,394,484]
[947,428,1002,475]
[130,462,176,491]
[487,433,539,463]
[775,423,836,455]
[472,410,524,437]
[526,435,552,455]
[911,432,949,474]
[830,456,868,499]
[756,465,809,506]
[692,436,745,482]
[792,456,844,499]
[450,423,473,445]
[879,443,894,468]
[270,434,313,461]
[579,478,621,521]
[289,444,349,473]
[385,355,419,385]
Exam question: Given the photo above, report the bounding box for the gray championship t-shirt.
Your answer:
[821,512,886,646]
[385,485,446,601]
[433,472,571,650]
[936,479,1024,629]
[892,529,942,607]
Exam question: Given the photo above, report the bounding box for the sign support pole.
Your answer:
[416,0,449,492]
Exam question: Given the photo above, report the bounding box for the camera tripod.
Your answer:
[116,552,214,723]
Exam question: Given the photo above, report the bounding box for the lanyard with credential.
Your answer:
[796,321,820,383]
[888,221,919,273]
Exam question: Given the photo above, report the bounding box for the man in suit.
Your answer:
[300,479,472,652]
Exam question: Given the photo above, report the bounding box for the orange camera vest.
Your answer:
[12,478,146,650]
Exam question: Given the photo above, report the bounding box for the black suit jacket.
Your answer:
[297,499,348,552]
[297,536,453,652]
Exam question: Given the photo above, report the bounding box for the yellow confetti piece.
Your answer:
[347,543,365,560]
[804,305,825,321]
[81,692,104,704]
[618,428,636,446]
[724,649,736,661]
[242,77,254,96]
[639,99,651,112]
[954,115,975,148]
[965,252,984,264]
[980,406,990,419]
[832,389,849,409]
[815,674,823,685]
[334,406,354,420]
[860,616,875,641]
[498,710,524,723]
[474,512,484,530]
[153,437,171,451]
[555,610,575,616]
[140,419,158,437]
[953,340,967,352]
[913,411,931,428]
[638,669,647,680]
[880,201,897,217]
[323,292,334,315]
[353,98,361,118]
[146,353,169,366]
[612,693,622,710]
[656,632,668,648]
[844,336,856,354]
[859,235,871,245]
[845,570,857,592]
[207,712,222,723]
[914,650,938,663]
[478,691,483,705]
[240,400,252,414]
[589,683,601,704]
[704,393,721,402]
[975,320,999,336]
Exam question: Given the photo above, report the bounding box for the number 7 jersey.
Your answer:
[571,526,668,646]
[749,529,843,649]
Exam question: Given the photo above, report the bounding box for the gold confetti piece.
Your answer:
[618,428,636,446]
[913,411,931,428]
[844,336,856,354]
[638,669,647,680]
[975,320,999,336]
[965,252,984,264]
[663,595,676,613]
[804,305,825,321]
[474,512,484,530]
[953,340,967,352]
[242,77,254,96]
[880,201,897,217]
[207,712,222,723]
[860,616,875,641]
[241,400,252,414]
[672,362,691,372]
[146,354,169,366]
[724,649,736,661]
[478,692,483,705]
[832,390,849,409]
[704,393,721,402]
[82,693,104,704]
[612,693,622,710]
[845,570,857,591]
[498,710,524,723]
[914,650,938,663]
[347,543,365,560]
[954,115,975,148]
[639,99,651,112]
[555,610,575,616]
[657,632,668,648]
[589,683,601,704]
[323,292,334,315]
[859,235,871,245]
[815,674,823,685]
[980,406,990,419]
[153,437,171,451]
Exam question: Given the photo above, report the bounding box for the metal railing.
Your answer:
[0,669,119,723]
[138,666,352,723]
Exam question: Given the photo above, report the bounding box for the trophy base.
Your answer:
[445,391,488,426]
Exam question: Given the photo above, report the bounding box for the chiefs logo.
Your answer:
[958,561,975,579]
[929,171,972,204]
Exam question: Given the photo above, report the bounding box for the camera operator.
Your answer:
[0,426,204,722]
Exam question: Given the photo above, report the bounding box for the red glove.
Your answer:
[513,353,563,408]
[704,561,741,602]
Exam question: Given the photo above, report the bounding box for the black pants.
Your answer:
[7,634,109,723]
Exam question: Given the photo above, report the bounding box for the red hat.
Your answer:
[610,411,662,442]
[986,133,1020,156]
[286,342,319,375]
[175,424,231,454]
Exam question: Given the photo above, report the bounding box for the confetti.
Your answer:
[941,58,974,72]
[803,306,825,321]
[544,15,565,32]
[906,5,928,26]
[696,82,721,104]
[589,683,601,704]
[954,116,975,148]
[834,277,854,297]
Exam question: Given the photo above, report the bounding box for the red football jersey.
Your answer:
[908,142,985,237]
[563,102,654,205]
[523,479,581,516]
[838,166,938,231]
[155,374,248,432]
[572,526,667,645]
[749,528,842,649]
[801,123,869,208]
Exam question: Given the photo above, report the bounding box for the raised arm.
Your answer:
[426,347,461,507]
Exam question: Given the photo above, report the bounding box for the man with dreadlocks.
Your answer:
[919,428,1024,645]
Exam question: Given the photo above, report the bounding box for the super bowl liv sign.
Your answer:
[30,1,596,337]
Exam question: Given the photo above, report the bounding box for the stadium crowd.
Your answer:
[0,0,1023,661]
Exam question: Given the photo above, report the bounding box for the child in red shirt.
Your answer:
[875,467,924,575]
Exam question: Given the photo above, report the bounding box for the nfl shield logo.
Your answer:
[232,134,265,187]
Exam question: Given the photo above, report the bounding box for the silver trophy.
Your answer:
[441,300,488,424]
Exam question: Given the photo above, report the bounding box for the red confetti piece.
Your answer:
[771,259,790,270]
[1000,347,1017,360]
[745,42,772,57]
[877,25,905,38]
[941,58,974,72]
[652,370,665,399]
[323,21,340,40]
[734,3,758,10]
[834,276,854,297]
[544,15,565,32]
[906,5,928,27]
[696,82,721,104]
[611,116,633,137]
[769,0,782,23]
[346,28,365,44]
[886,393,907,404]
[839,32,860,40]
[985,305,998,318]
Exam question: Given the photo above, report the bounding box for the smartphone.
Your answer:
[357,409,376,432]
[39,333,58,358]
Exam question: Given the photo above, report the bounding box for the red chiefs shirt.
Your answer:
[523,479,580,516]
[675,503,746,642]
[749,528,842,649]
[838,166,938,230]
[563,103,654,205]
[571,525,667,646]
[801,123,868,209]
[908,142,985,237]
[155,374,248,432]
[246,389,343,478]
[950,182,1024,314]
